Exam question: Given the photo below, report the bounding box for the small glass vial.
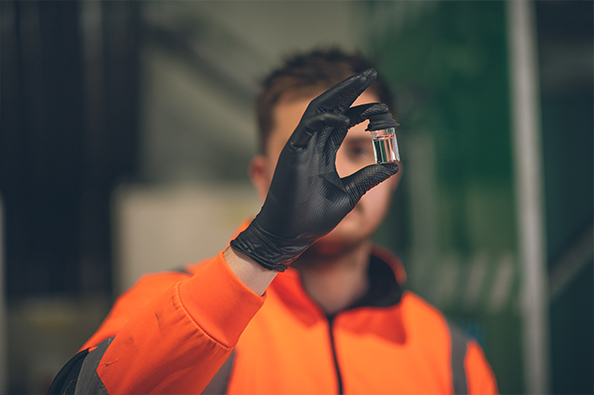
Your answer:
[366,113,400,164]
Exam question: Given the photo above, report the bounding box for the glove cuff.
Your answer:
[230,222,309,272]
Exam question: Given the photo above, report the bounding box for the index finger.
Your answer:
[307,68,377,115]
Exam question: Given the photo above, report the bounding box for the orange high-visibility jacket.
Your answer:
[60,244,498,395]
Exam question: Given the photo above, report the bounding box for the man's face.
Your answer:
[250,90,401,255]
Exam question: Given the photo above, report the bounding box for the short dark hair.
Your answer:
[256,48,394,154]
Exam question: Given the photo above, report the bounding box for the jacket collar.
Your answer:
[269,244,406,315]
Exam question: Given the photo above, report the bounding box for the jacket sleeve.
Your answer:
[465,339,499,395]
[60,250,265,395]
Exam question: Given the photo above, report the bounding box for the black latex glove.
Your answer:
[230,68,399,271]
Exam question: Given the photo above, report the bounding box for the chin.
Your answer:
[308,225,373,257]
[300,204,384,259]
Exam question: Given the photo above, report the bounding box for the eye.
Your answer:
[345,140,375,162]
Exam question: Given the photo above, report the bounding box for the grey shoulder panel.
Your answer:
[448,321,469,395]
[201,350,236,395]
[74,337,113,395]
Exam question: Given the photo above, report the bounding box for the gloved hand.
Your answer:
[230,68,399,271]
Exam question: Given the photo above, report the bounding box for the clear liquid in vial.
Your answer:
[372,134,400,164]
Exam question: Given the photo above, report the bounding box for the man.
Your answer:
[49,48,498,394]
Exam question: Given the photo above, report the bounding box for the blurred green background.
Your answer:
[1,1,592,394]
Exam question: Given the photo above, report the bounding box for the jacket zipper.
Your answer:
[327,315,344,395]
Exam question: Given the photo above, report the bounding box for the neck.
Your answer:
[293,241,372,316]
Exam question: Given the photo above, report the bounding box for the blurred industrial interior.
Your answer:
[0,1,592,394]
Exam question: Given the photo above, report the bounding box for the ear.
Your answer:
[249,155,270,202]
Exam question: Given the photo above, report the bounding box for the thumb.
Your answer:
[342,163,399,206]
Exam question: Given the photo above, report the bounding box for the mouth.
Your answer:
[346,202,364,218]
[353,200,364,212]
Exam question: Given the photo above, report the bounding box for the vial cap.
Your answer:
[365,113,399,131]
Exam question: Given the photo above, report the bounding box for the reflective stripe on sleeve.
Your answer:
[74,337,113,395]
[448,322,469,395]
